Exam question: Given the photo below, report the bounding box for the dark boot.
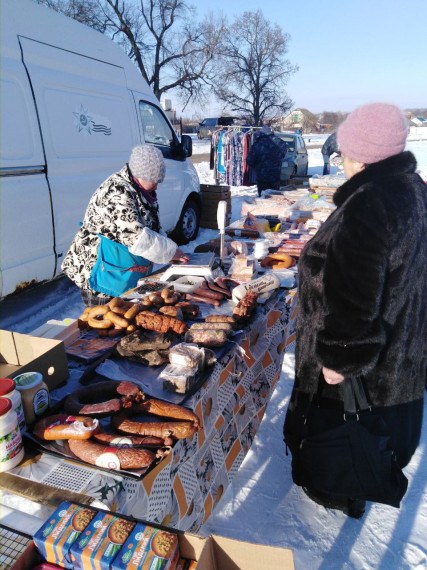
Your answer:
[302,487,366,519]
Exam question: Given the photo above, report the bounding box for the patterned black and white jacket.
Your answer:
[62,164,162,293]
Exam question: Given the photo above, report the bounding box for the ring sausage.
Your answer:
[88,305,110,319]
[33,414,100,440]
[109,297,126,310]
[64,380,145,418]
[106,311,129,329]
[68,438,156,470]
[88,316,113,329]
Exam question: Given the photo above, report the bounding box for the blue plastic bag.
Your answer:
[89,235,152,297]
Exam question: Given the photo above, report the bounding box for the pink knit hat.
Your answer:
[337,102,408,164]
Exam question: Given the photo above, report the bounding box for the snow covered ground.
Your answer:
[0,134,426,569]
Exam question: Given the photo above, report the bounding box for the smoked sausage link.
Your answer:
[68,439,156,469]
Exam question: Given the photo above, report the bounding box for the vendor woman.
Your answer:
[62,145,189,306]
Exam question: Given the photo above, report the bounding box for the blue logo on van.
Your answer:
[73,105,111,136]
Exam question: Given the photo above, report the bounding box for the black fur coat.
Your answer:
[285,152,426,465]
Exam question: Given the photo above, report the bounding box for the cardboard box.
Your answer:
[13,532,294,570]
[30,319,80,346]
[0,329,69,391]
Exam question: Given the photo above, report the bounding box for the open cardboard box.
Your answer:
[0,329,69,391]
[11,531,294,570]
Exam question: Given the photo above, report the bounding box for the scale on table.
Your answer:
[161,252,217,282]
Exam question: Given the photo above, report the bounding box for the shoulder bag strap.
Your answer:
[344,377,371,415]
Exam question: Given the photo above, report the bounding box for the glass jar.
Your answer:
[14,372,50,425]
[0,378,26,433]
[0,397,25,472]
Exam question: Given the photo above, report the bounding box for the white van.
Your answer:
[0,0,201,298]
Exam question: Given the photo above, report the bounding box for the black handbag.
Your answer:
[288,376,408,508]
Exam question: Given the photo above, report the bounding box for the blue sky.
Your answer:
[181,0,426,116]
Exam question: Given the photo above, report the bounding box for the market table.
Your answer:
[2,288,297,533]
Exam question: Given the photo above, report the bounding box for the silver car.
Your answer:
[275,132,309,182]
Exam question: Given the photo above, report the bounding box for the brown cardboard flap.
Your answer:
[210,535,295,570]
[177,533,208,564]
[0,329,69,390]
[0,330,20,365]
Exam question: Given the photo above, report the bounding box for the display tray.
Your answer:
[24,413,171,480]
[79,335,237,405]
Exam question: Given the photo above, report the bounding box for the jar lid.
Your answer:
[0,397,12,416]
[0,378,16,396]
[14,372,43,391]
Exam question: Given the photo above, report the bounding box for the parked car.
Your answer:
[197,116,234,139]
[1,0,201,298]
[275,132,309,183]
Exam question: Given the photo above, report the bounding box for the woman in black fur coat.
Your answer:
[284,102,427,517]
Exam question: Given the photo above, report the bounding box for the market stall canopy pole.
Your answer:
[217,201,228,265]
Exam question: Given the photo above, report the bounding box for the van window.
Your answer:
[138,101,175,156]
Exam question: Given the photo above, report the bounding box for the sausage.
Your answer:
[64,380,145,418]
[205,315,236,324]
[214,277,232,292]
[124,303,143,320]
[193,286,224,301]
[106,311,129,329]
[184,293,220,307]
[111,414,198,440]
[93,432,173,448]
[205,280,231,298]
[33,414,100,440]
[68,438,156,469]
[134,398,199,426]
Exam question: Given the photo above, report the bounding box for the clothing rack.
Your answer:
[210,127,263,186]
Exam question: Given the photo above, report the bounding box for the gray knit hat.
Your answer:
[128,145,166,183]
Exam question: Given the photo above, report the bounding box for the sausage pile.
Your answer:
[78,297,142,337]
[33,380,200,472]
[182,277,237,307]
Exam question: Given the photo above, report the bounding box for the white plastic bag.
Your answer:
[129,227,177,263]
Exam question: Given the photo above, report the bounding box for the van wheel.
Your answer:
[171,199,200,245]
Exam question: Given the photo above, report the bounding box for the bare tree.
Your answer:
[36,0,227,106]
[320,111,348,130]
[35,0,107,31]
[214,10,298,126]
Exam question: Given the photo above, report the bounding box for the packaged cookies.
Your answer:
[111,523,179,570]
[33,502,96,569]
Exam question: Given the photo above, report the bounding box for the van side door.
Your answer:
[0,50,55,296]
[19,37,139,275]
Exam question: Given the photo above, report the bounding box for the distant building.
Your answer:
[274,109,305,131]
[161,98,177,123]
